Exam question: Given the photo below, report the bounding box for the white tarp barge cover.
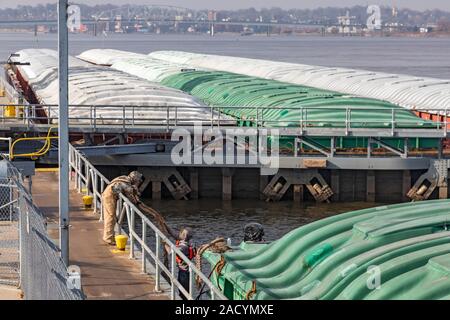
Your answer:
[12,49,232,125]
[148,50,450,115]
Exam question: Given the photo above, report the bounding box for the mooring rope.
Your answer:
[137,202,174,239]
[136,201,233,293]
[195,238,232,288]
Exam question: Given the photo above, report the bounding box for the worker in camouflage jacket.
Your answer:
[102,171,143,245]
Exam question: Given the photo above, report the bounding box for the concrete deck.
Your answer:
[32,171,168,300]
[0,285,22,300]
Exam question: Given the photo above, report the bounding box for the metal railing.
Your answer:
[0,137,12,159]
[0,103,448,136]
[10,126,58,160]
[69,144,227,300]
[0,157,83,299]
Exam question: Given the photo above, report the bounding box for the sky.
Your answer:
[0,0,450,11]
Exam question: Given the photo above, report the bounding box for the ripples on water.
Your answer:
[1,33,450,79]
[146,200,381,245]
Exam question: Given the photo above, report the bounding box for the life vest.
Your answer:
[175,240,196,264]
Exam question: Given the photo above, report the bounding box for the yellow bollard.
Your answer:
[115,235,128,251]
[82,195,93,210]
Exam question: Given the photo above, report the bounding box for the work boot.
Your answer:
[103,239,116,246]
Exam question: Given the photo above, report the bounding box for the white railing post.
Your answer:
[175,106,178,127]
[141,219,146,274]
[445,106,448,137]
[170,247,176,300]
[155,234,161,292]
[166,106,170,132]
[129,206,135,259]
[189,268,194,300]
[99,179,105,221]
[92,171,98,213]
[391,108,395,136]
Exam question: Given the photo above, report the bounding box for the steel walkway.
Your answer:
[32,170,169,300]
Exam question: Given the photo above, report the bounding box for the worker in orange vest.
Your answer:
[175,227,196,300]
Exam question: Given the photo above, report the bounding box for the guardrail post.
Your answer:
[122,105,126,132]
[155,234,161,292]
[300,107,303,135]
[170,247,176,300]
[94,106,97,131]
[189,268,194,300]
[391,108,395,136]
[175,106,178,127]
[345,107,350,136]
[166,106,170,132]
[210,106,214,129]
[141,218,146,274]
[89,105,93,127]
[47,105,51,125]
[93,171,98,213]
[129,207,135,259]
[445,106,448,137]
[77,156,82,192]
[99,179,105,221]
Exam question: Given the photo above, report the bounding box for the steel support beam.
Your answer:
[331,170,340,202]
[366,170,376,202]
[58,0,69,266]
[402,170,411,202]
[189,169,199,200]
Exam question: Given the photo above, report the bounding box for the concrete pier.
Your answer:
[152,181,162,200]
[222,168,233,201]
[189,169,199,200]
[0,285,22,300]
[366,170,376,202]
[402,170,412,202]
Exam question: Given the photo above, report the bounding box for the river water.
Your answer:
[147,200,378,246]
[3,31,450,242]
[1,32,450,78]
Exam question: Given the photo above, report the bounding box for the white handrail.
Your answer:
[68,144,227,300]
[0,137,12,159]
[1,103,448,137]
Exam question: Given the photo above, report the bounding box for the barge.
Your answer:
[202,200,450,300]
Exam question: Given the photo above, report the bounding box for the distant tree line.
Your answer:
[0,4,449,28]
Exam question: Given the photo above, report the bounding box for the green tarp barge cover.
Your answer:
[203,200,450,300]
[161,70,435,130]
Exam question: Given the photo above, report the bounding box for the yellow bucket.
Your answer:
[82,195,93,209]
[115,235,128,251]
[4,106,16,118]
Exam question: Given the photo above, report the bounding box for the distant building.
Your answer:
[208,11,217,21]
[337,11,359,34]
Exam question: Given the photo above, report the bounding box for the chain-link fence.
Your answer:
[0,164,19,286]
[0,158,84,300]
